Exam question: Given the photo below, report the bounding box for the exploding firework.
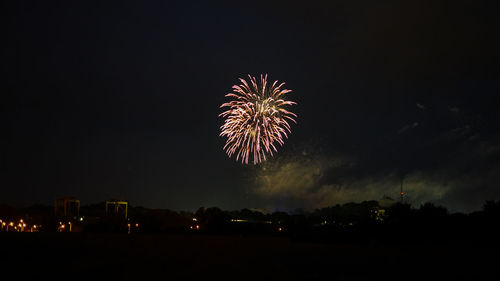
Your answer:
[219,74,297,164]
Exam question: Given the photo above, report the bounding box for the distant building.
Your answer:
[371,196,397,221]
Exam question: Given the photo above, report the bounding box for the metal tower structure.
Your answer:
[400,177,405,202]
[105,200,128,219]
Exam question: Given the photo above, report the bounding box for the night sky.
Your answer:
[3,0,500,212]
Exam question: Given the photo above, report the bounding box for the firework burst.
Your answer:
[219,74,297,164]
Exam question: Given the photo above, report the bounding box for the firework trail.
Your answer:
[219,74,297,164]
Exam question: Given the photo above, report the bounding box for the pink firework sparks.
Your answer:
[219,74,297,164]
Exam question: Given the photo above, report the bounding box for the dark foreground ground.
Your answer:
[1,233,498,281]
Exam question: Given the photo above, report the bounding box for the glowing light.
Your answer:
[135,223,139,227]
[230,219,248,222]
[219,74,297,164]
[196,225,200,230]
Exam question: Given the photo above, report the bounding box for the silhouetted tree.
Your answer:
[483,200,500,215]
[417,203,448,219]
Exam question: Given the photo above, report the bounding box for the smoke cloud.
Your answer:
[253,136,500,212]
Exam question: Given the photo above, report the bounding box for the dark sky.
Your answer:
[3,0,500,212]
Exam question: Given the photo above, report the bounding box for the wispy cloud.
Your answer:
[254,154,451,210]
[252,135,500,212]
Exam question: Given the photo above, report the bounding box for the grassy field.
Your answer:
[1,232,497,280]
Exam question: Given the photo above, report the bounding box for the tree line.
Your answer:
[1,200,499,243]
